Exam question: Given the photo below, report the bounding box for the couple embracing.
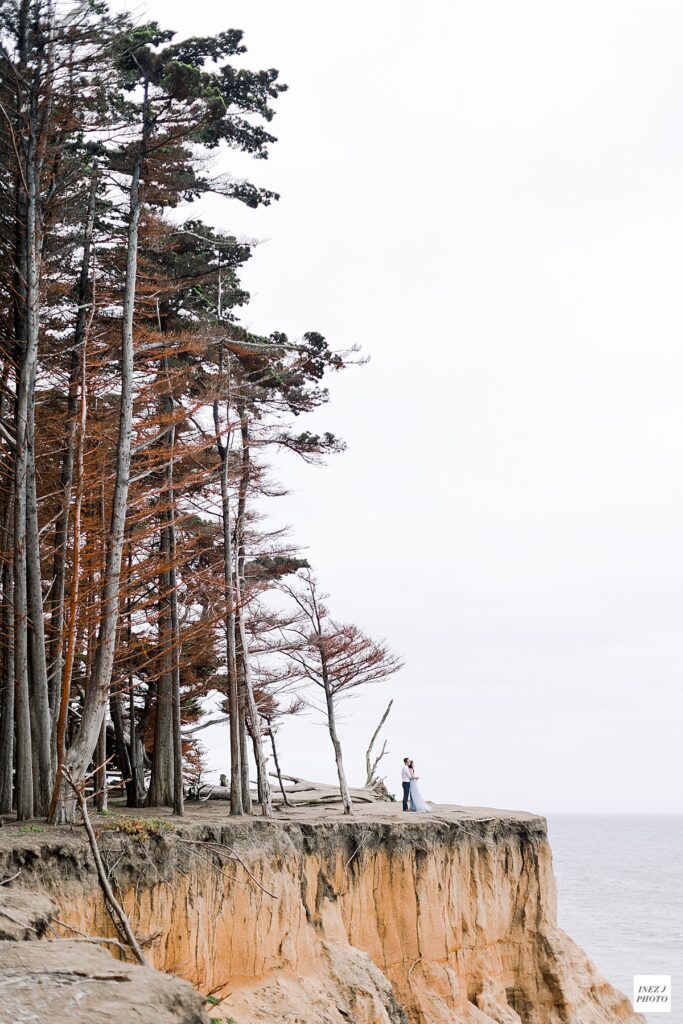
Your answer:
[401,757,431,813]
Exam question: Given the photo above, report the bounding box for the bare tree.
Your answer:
[365,699,393,787]
[279,572,402,814]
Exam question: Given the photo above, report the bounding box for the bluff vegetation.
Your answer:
[0,0,401,826]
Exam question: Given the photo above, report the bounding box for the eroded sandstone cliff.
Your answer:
[0,887,209,1024]
[0,805,643,1024]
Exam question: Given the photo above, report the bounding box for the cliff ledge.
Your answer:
[0,802,643,1024]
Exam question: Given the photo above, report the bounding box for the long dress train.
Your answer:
[409,779,431,813]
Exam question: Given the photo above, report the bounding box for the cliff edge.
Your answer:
[0,803,643,1024]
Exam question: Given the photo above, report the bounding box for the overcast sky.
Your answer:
[137,0,683,813]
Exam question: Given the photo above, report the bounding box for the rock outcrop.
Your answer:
[0,940,210,1024]
[0,805,643,1024]
[0,888,55,941]
[0,886,209,1024]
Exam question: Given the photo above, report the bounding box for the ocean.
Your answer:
[547,815,683,1024]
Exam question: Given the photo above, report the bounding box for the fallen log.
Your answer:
[267,774,377,798]
[194,776,384,806]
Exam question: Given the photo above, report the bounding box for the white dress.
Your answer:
[409,774,431,813]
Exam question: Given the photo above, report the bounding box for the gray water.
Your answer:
[547,815,683,1024]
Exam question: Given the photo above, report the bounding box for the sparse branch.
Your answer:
[278,572,403,815]
[365,700,393,786]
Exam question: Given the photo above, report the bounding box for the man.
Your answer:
[401,757,413,812]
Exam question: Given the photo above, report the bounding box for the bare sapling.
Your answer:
[365,699,393,787]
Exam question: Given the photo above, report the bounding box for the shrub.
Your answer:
[111,817,175,842]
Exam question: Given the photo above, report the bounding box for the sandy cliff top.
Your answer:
[0,798,547,855]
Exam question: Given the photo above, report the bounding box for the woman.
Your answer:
[408,760,431,813]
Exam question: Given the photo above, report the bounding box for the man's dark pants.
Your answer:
[402,781,411,811]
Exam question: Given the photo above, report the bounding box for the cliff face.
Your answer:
[0,806,643,1024]
[0,888,209,1024]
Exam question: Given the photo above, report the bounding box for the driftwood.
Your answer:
[275,791,377,806]
[266,775,378,804]
[194,785,231,801]
[48,917,138,956]
[194,773,386,807]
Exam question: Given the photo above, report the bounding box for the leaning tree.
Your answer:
[279,571,403,814]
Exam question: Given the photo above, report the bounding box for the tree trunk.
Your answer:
[121,546,143,806]
[267,723,290,807]
[47,175,97,742]
[0,492,15,814]
[14,410,34,823]
[47,375,77,724]
[146,517,174,808]
[234,408,271,817]
[13,159,40,822]
[321,658,352,815]
[56,101,149,821]
[109,687,132,795]
[147,365,181,813]
[250,726,265,805]
[168,500,183,817]
[10,16,28,819]
[11,479,31,818]
[26,417,52,815]
[240,702,251,812]
[146,533,173,807]
[14,0,57,819]
[0,369,13,813]
[125,550,144,806]
[160,370,183,817]
[237,667,251,813]
[236,606,269,817]
[213,350,243,816]
[94,716,107,813]
[47,276,89,823]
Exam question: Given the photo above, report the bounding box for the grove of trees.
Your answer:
[0,0,401,822]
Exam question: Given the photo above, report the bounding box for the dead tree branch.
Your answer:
[48,918,133,956]
[176,838,277,899]
[365,699,393,786]
[61,766,147,965]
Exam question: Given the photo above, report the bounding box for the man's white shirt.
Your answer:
[401,765,411,782]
